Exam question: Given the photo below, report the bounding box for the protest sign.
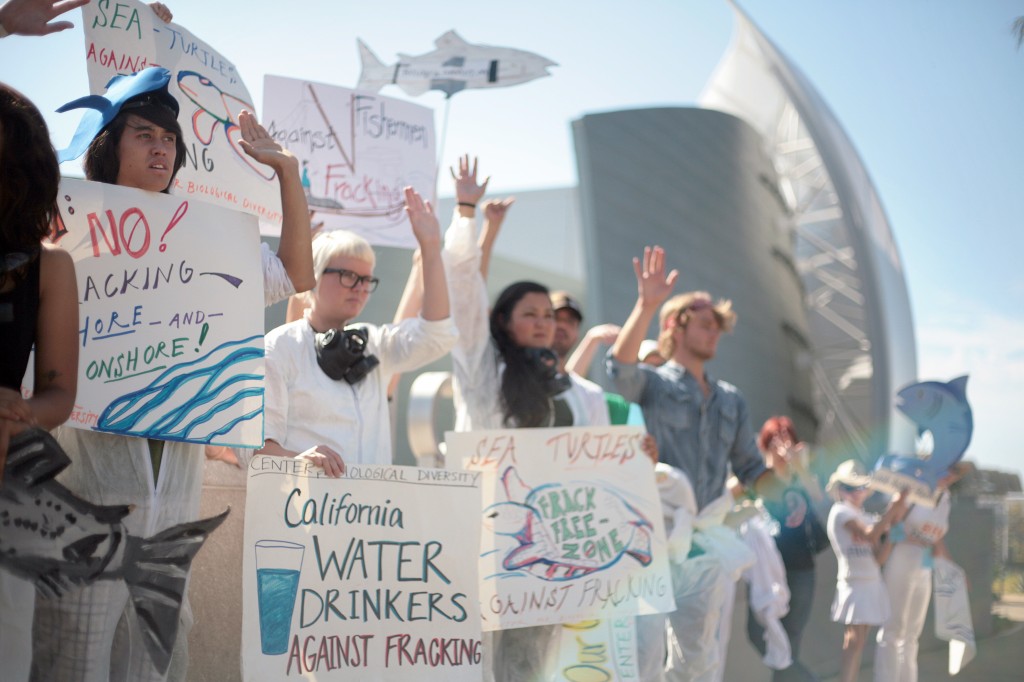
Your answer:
[55,177,264,447]
[81,0,282,223]
[242,456,483,681]
[262,75,436,247]
[552,618,640,682]
[446,426,674,631]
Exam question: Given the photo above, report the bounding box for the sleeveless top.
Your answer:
[0,250,41,390]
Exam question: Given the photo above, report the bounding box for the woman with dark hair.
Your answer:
[0,82,79,682]
[442,157,609,681]
[742,417,826,681]
[31,59,314,681]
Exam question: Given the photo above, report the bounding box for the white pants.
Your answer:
[875,543,931,682]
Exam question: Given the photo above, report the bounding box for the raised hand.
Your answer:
[450,154,489,206]
[237,109,297,173]
[633,245,678,308]
[148,1,172,23]
[403,186,441,251]
[0,0,89,36]
[483,197,515,224]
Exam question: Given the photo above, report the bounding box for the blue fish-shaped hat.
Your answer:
[57,67,179,163]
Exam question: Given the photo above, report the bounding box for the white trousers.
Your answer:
[874,544,931,682]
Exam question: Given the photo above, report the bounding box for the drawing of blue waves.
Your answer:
[97,335,264,443]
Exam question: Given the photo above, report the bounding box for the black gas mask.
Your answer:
[314,326,380,384]
[524,347,572,397]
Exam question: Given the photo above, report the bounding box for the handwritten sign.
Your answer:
[553,618,640,682]
[242,456,483,681]
[262,75,436,247]
[82,0,282,223]
[55,177,264,446]
[446,426,674,631]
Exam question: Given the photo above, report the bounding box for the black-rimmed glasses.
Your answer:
[323,268,379,292]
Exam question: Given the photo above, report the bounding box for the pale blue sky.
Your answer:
[2,0,1021,477]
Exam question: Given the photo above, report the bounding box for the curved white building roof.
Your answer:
[700,2,917,459]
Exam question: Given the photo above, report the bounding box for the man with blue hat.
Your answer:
[30,65,314,682]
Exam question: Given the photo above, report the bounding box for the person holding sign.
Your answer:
[874,462,971,682]
[32,63,314,682]
[442,156,613,682]
[256,186,457,473]
[0,83,80,682]
[825,461,907,682]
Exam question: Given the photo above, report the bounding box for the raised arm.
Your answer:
[237,110,315,294]
[565,323,621,377]
[0,0,89,36]
[479,197,514,280]
[611,246,678,364]
[451,153,489,221]
[404,187,447,322]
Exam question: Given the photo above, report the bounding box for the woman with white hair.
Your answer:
[257,188,456,471]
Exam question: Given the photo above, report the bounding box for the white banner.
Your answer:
[446,426,674,631]
[242,457,483,681]
[262,75,436,247]
[82,0,282,223]
[55,177,264,446]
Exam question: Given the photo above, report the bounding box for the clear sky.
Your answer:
[2,0,1022,478]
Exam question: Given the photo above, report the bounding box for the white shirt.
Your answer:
[443,210,609,430]
[828,501,881,581]
[902,491,950,546]
[263,315,457,465]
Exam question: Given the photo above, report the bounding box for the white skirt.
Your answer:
[831,579,891,625]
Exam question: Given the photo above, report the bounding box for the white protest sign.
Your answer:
[553,618,640,681]
[446,426,674,631]
[262,75,435,247]
[56,177,264,446]
[81,0,282,223]
[242,456,483,681]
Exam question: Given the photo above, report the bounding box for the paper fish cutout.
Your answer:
[356,30,557,98]
[484,467,652,581]
[0,428,228,673]
[872,376,973,506]
[57,67,178,163]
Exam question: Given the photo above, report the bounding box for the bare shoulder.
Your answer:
[39,243,75,273]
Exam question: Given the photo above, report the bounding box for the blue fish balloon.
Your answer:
[873,376,973,505]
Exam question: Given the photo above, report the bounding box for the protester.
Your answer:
[825,460,907,682]
[0,82,80,682]
[257,187,456,473]
[442,155,619,681]
[743,417,827,682]
[874,461,973,682]
[638,337,666,366]
[607,245,783,680]
[31,61,314,682]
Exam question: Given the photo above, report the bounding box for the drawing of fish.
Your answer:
[175,70,275,180]
[0,428,228,674]
[874,375,973,493]
[483,467,652,582]
[356,30,557,98]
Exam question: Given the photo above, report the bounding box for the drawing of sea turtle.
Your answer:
[483,467,653,581]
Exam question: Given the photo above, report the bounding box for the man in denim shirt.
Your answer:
[607,245,779,681]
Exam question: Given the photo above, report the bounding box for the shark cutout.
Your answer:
[872,376,973,507]
[356,30,557,98]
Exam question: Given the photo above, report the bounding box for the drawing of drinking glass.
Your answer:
[255,539,305,655]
